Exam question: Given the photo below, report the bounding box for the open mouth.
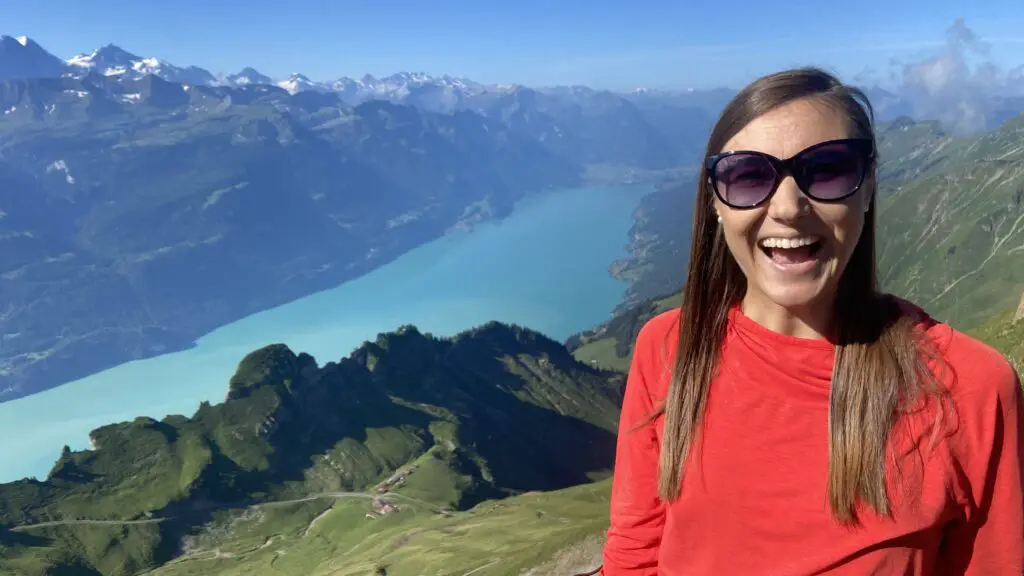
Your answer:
[758,236,824,267]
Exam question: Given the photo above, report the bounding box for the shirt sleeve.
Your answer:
[601,319,667,575]
[940,364,1024,575]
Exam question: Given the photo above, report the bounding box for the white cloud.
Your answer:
[889,18,1023,133]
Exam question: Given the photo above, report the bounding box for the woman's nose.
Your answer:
[766,176,810,222]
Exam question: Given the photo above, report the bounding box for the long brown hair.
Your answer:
[658,67,949,524]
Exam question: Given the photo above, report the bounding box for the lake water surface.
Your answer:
[0,184,650,483]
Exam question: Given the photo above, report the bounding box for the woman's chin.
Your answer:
[753,279,833,312]
[748,252,838,312]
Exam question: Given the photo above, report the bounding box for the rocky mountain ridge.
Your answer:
[0,321,624,575]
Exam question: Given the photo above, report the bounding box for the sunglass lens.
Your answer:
[800,143,866,201]
[713,154,777,207]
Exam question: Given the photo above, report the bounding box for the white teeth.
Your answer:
[759,237,819,249]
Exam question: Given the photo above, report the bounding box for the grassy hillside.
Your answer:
[568,293,681,372]
[876,116,1024,329]
[0,481,613,576]
[0,322,624,576]
[130,479,612,576]
[606,177,696,311]
[968,293,1024,374]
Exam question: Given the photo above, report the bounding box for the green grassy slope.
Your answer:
[134,479,611,576]
[876,116,1024,329]
[0,322,624,576]
[968,293,1024,374]
[568,293,681,372]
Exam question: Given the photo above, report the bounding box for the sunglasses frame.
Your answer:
[704,137,876,210]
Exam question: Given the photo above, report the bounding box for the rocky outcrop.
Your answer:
[1015,290,1024,323]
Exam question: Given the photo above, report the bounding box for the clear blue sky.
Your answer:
[6,1,1024,90]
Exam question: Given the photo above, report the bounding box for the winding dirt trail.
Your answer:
[10,490,431,532]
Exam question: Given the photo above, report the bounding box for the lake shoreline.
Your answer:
[0,182,652,483]
[2,176,659,405]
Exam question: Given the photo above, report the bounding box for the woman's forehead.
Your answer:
[721,99,854,159]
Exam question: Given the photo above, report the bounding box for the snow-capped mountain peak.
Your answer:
[1,35,34,48]
[66,43,216,86]
[0,35,39,48]
[278,72,326,94]
[0,34,507,107]
[0,35,70,81]
[68,44,145,75]
[67,43,145,72]
[226,67,273,86]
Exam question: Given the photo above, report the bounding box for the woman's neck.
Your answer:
[740,291,838,341]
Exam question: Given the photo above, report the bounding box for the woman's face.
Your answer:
[713,98,873,315]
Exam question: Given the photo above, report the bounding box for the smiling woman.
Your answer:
[599,67,1024,575]
[709,102,874,339]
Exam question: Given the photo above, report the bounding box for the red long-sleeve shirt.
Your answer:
[602,303,1024,575]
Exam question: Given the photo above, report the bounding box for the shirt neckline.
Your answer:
[727,304,838,352]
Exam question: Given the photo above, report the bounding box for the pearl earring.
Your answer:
[716,213,723,223]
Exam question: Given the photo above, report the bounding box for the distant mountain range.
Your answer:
[0,34,726,113]
[1,31,1022,405]
[0,35,730,402]
[0,34,731,167]
[3,32,1021,131]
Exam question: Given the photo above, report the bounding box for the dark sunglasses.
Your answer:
[704,138,875,210]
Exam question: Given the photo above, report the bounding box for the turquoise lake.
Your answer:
[0,184,652,483]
